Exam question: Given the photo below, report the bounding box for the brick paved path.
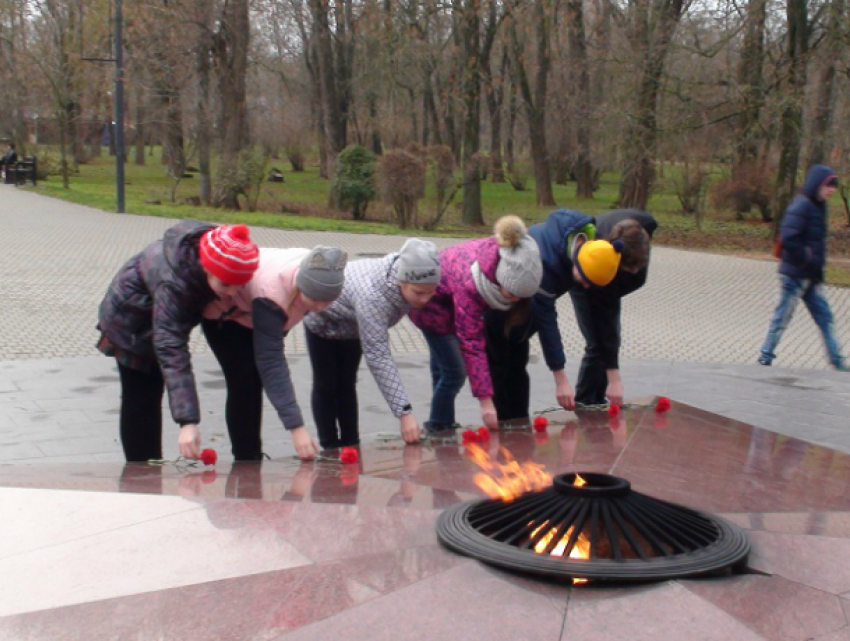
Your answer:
[2,186,848,369]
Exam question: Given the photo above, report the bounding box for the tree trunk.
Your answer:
[484,48,507,184]
[505,70,518,174]
[135,95,145,166]
[369,96,383,155]
[512,0,555,207]
[805,0,842,166]
[460,0,483,225]
[733,0,767,176]
[618,0,686,210]
[195,0,213,204]
[566,0,594,198]
[214,0,250,209]
[772,0,809,232]
[312,0,352,177]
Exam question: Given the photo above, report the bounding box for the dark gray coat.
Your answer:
[98,220,217,425]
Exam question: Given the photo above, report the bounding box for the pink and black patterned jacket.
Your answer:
[409,236,501,399]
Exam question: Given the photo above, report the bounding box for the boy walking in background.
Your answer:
[759,165,847,371]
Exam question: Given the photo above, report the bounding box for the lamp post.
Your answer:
[114,0,125,213]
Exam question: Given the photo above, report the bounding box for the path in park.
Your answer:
[1,186,849,463]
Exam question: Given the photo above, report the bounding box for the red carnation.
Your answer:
[533,416,548,432]
[607,404,621,417]
[200,448,218,466]
[340,447,359,464]
[462,429,480,444]
[477,427,491,441]
[655,397,672,413]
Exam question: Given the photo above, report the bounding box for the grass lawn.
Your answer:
[27,148,850,286]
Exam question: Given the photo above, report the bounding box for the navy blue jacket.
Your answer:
[779,164,837,284]
[529,209,595,371]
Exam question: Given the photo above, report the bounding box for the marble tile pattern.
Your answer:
[4,401,850,639]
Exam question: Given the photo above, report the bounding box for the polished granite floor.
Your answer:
[2,400,850,640]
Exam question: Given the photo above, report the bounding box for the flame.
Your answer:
[467,443,553,502]
[529,473,591,585]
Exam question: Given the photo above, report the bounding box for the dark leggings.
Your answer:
[305,327,363,450]
[484,313,532,422]
[202,319,265,460]
[118,361,165,461]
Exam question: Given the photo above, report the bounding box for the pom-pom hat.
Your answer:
[199,224,260,286]
[493,216,543,298]
[574,239,624,287]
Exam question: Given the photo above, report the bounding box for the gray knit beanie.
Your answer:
[296,246,348,302]
[495,234,543,298]
[397,238,441,284]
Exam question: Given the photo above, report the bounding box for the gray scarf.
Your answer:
[471,261,513,311]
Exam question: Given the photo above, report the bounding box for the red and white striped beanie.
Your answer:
[199,224,260,286]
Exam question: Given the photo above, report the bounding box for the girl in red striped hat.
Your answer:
[97,221,260,462]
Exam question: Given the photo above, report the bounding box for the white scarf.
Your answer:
[471,261,514,311]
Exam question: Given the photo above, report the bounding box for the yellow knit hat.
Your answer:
[575,239,624,287]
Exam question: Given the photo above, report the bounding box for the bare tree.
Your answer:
[214,0,250,209]
[618,0,689,210]
[565,0,593,198]
[805,0,844,166]
[772,0,810,228]
[511,0,556,207]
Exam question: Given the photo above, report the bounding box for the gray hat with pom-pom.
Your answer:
[495,234,543,298]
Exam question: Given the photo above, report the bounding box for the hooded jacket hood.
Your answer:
[801,164,837,202]
[162,220,215,287]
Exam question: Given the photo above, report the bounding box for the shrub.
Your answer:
[332,145,377,221]
[422,145,460,231]
[378,149,425,229]
[710,165,773,222]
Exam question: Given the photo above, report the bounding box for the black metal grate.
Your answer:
[437,472,750,583]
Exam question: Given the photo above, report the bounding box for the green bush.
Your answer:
[332,145,377,220]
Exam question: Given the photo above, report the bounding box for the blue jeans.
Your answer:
[422,331,467,428]
[760,274,844,367]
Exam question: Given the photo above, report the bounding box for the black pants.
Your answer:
[569,289,622,405]
[484,310,533,421]
[118,361,165,461]
[202,319,265,460]
[305,327,363,449]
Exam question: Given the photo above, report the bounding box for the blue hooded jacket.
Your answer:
[528,209,595,371]
[779,164,837,283]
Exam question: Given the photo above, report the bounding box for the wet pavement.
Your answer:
[2,187,850,639]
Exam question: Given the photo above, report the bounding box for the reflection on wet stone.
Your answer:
[4,401,850,638]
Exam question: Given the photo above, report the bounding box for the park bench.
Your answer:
[13,156,37,186]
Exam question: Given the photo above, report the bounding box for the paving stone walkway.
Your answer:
[1,186,849,465]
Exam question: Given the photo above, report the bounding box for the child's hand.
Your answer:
[291,426,319,461]
[555,381,575,411]
[400,414,421,444]
[178,424,202,459]
[479,397,499,430]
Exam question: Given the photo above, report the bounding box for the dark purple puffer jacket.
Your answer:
[98,220,217,425]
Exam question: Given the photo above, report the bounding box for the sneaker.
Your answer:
[757,355,772,366]
[833,360,850,372]
[423,421,461,436]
